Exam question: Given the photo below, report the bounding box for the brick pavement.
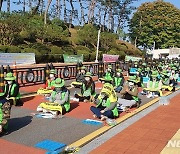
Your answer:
[90,94,180,154]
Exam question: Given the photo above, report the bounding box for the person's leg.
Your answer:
[90,106,102,118]
[103,110,114,119]
[115,86,122,93]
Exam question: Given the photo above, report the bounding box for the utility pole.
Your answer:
[95,28,101,62]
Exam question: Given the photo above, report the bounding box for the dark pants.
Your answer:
[115,86,122,93]
[75,94,90,102]
[90,106,114,119]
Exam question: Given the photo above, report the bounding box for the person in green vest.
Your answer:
[0,72,21,106]
[90,83,118,120]
[117,76,140,112]
[113,69,124,93]
[142,71,162,98]
[75,72,95,102]
[99,65,114,83]
[44,69,57,90]
[37,78,70,117]
[71,66,86,88]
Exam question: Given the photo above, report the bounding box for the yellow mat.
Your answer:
[161,129,180,154]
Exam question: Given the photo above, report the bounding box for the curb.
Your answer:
[67,88,179,149]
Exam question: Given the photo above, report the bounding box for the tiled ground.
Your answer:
[90,94,180,154]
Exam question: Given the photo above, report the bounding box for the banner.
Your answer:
[63,54,83,63]
[0,53,36,65]
[125,55,142,62]
[103,54,119,62]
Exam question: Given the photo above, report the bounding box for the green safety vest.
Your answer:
[114,77,122,87]
[4,83,21,99]
[82,84,93,97]
[51,90,70,112]
[149,81,159,89]
[104,72,113,80]
[97,97,118,117]
[48,80,56,88]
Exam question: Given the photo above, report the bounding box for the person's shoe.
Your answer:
[100,115,107,121]
[93,114,97,118]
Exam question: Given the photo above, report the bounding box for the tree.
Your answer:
[129,1,180,49]
[0,0,3,11]
[44,0,52,24]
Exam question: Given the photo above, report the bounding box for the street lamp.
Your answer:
[95,29,101,63]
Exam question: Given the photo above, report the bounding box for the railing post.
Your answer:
[45,64,50,83]
[6,65,11,73]
[76,62,82,75]
[115,60,120,73]
[0,65,4,93]
[49,63,54,69]
[98,61,103,78]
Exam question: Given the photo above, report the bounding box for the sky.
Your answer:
[2,0,180,11]
[1,0,180,32]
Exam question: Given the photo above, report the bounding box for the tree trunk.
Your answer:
[102,6,108,31]
[7,0,10,12]
[62,0,67,22]
[69,0,74,27]
[0,0,3,11]
[40,0,44,16]
[98,7,101,26]
[44,0,52,25]
[23,0,26,13]
[108,2,112,32]
[88,0,96,24]
[32,0,41,15]
[56,0,60,18]
[78,0,85,25]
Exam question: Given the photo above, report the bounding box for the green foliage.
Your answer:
[78,24,98,49]
[129,1,180,49]
[100,32,118,51]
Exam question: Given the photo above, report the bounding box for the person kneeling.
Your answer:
[117,76,140,112]
[90,83,119,121]
[37,78,70,118]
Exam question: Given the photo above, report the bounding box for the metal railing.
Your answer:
[0,61,128,88]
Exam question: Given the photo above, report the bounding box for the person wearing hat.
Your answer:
[75,72,95,102]
[90,83,118,120]
[141,71,162,97]
[117,76,140,112]
[44,69,57,90]
[113,69,124,93]
[0,72,21,106]
[37,78,70,117]
[71,66,86,88]
[168,67,178,91]
[99,65,114,83]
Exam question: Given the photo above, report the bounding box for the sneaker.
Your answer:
[147,92,153,98]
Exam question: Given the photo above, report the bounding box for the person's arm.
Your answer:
[11,83,19,97]
[127,86,138,96]
[56,91,69,105]
[158,81,162,90]
[49,91,55,102]
[120,84,127,95]
[91,81,95,94]
[104,101,117,112]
